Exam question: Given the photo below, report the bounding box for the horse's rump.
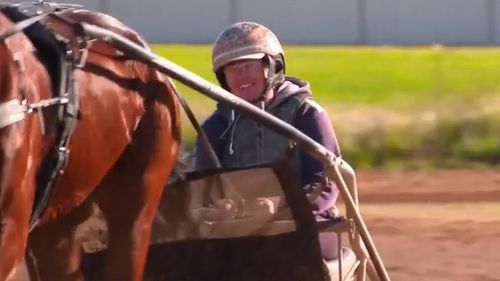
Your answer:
[0,5,180,281]
[3,5,178,220]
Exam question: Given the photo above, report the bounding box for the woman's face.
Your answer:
[223,59,269,103]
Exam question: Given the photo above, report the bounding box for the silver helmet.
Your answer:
[212,21,285,94]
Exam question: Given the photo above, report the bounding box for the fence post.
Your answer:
[228,0,238,24]
[98,0,109,13]
[357,0,368,44]
[487,0,497,44]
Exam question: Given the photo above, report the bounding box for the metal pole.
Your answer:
[78,22,391,281]
[77,23,332,165]
[328,160,390,281]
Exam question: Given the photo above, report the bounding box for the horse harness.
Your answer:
[0,2,91,230]
[0,1,216,231]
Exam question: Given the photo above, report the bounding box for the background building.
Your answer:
[52,0,500,44]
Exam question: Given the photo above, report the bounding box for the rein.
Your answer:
[0,2,221,229]
[0,11,45,41]
[0,3,83,230]
[0,97,69,130]
[0,1,85,131]
[0,7,60,131]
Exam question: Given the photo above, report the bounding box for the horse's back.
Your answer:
[1,5,180,281]
[32,8,181,221]
[36,8,148,64]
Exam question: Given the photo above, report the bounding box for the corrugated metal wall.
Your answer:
[54,0,500,44]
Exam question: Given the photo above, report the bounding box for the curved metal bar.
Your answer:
[328,159,390,281]
[78,22,392,281]
[78,23,333,167]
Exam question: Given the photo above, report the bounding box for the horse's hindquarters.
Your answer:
[1,6,180,281]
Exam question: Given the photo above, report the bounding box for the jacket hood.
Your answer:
[216,76,312,120]
[267,76,311,110]
[211,76,313,160]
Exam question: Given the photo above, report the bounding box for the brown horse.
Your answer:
[0,6,180,281]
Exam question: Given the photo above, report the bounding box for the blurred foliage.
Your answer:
[339,108,500,169]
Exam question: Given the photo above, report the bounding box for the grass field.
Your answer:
[152,44,500,106]
[151,45,500,168]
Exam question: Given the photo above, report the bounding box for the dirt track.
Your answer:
[11,169,500,281]
[356,169,500,281]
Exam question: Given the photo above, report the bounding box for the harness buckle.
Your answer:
[73,31,94,69]
[76,47,89,68]
[57,146,70,174]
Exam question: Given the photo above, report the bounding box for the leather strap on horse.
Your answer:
[28,26,83,231]
[28,4,221,227]
[169,83,222,168]
[29,44,80,230]
[70,21,222,169]
[1,2,220,227]
[0,12,46,41]
[0,2,83,230]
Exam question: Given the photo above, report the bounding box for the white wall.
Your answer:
[54,0,500,45]
[233,0,360,43]
[108,0,230,43]
[366,0,491,44]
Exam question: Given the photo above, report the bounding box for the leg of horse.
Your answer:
[25,201,94,281]
[0,103,44,281]
[96,86,180,281]
[0,166,33,281]
[0,25,44,281]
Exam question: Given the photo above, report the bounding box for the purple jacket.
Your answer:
[194,77,341,217]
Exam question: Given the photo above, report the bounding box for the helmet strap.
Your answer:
[257,56,284,106]
[216,71,229,91]
[216,56,284,107]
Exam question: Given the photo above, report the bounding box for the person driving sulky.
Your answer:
[194,21,342,261]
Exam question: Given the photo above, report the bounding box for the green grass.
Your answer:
[151,44,500,167]
[152,44,500,107]
[288,47,500,106]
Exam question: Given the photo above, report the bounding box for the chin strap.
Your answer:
[255,55,284,106]
[216,55,285,107]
